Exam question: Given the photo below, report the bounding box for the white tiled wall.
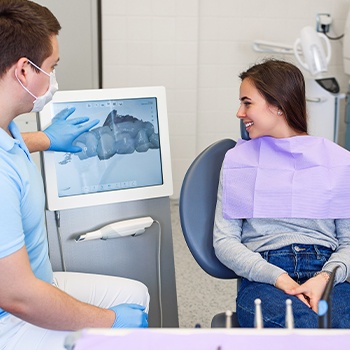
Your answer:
[102,0,350,198]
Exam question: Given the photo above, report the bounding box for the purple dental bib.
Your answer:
[222,136,350,219]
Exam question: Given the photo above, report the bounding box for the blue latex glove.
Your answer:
[109,303,148,328]
[43,107,99,153]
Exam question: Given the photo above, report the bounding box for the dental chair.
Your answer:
[179,138,240,327]
[179,120,250,327]
[179,121,249,327]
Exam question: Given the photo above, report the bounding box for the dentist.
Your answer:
[0,1,149,349]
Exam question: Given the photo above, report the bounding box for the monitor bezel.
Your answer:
[39,86,173,211]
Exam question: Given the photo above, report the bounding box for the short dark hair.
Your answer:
[0,0,61,78]
[239,59,308,134]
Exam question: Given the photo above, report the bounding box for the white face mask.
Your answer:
[15,59,58,113]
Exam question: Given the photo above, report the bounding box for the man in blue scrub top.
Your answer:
[0,1,149,349]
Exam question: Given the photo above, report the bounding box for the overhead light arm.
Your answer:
[252,40,301,55]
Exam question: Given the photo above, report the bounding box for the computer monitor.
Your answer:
[38,86,173,211]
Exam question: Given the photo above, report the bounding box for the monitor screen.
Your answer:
[39,86,173,211]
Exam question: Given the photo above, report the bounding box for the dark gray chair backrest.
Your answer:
[179,139,238,279]
[240,119,250,140]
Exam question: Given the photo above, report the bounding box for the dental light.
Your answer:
[294,26,331,77]
[253,25,342,144]
[253,26,332,77]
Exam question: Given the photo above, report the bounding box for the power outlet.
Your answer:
[316,13,332,33]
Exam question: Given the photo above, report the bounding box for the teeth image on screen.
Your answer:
[54,108,163,198]
[75,110,160,160]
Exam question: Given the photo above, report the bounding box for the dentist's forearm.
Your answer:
[22,131,50,153]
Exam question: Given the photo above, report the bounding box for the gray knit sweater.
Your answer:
[213,170,350,285]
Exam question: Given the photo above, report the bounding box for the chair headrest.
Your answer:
[240,119,251,140]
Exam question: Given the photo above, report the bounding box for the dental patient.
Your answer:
[214,59,350,328]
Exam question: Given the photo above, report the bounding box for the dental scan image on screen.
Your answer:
[40,87,173,211]
[52,97,163,199]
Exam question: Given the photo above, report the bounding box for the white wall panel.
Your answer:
[102,0,350,198]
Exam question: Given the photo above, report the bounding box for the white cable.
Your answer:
[54,210,67,272]
[154,220,163,328]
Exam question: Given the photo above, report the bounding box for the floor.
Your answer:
[170,199,237,328]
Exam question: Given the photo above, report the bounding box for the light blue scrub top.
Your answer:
[0,122,53,318]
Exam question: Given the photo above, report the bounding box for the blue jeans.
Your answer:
[236,244,350,328]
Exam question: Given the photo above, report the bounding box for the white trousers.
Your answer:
[0,272,150,350]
